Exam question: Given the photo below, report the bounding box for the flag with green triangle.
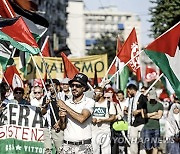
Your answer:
[0,16,40,55]
[9,0,49,42]
[145,22,180,99]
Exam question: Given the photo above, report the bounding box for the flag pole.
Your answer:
[109,49,144,82]
[100,35,121,86]
[30,54,47,93]
[41,36,49,52]
[39,52,59,100]
[100,56,117,85]
[3,0,14,17]
[116,59,119,90]
[30,54,58,123]
[144,73,164,96]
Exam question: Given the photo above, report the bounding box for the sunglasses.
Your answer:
[104,97,110,99]
[15,91,23,94]
[34,92,41,94]
[94,91,102,95]
[70,84,83,88]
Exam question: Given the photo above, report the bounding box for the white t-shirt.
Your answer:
[119,98,129,112]
[30,97,44,107]
[92,100,116,131]
[64,95,95,141]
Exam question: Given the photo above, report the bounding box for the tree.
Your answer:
[87,32,123,67]
[149,0,180,38]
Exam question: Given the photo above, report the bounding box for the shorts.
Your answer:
[143,129,160,150]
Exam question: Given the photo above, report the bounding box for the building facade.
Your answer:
[66,0,85,57]
[84,6,141,51]
[37,0,69,54]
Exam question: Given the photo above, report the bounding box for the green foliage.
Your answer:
[87,32,123,66]
[149,0,180,38]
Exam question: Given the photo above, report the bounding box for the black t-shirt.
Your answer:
[133,94,147,127]
[42,96,60,127]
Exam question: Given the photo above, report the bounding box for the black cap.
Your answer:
[69,73,89,91]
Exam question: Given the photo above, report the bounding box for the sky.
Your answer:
[83,0,155,47]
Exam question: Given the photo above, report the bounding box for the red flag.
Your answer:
[0,0,16,18]
[41,36,50,57]
[117,28,141,81]
[3,65,24,89]
[61,52,79,79]
[145,22,180,57]
[145,66,159,82]
[109,37,123,75]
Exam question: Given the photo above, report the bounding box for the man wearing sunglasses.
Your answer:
[58,73,95,153]
[9,87,30,105]
[92,86,116,154]
[58,78,72,101]
[30,86,44,107]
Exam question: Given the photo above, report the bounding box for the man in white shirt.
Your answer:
[58,73,95,153]
[58,78,72,101]
[92,86,116,154]
[30,86,44,107]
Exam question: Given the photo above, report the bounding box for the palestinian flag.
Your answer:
[145,22,180,98]
[0,16,40,55]
[0,42,11,70]
[9,0,48,41]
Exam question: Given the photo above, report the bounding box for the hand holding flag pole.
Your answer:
[30,54,58,123]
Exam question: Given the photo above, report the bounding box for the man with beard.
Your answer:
[58,73,95,154]
[92,86,116,154]
[127,84,147,154]
[41,79,63,154]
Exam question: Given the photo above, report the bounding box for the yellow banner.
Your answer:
[10,54,107,80]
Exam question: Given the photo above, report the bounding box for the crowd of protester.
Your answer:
[0,73,179,154]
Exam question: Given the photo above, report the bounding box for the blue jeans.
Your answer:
[143,129,160,150]
[166,141,180,154]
